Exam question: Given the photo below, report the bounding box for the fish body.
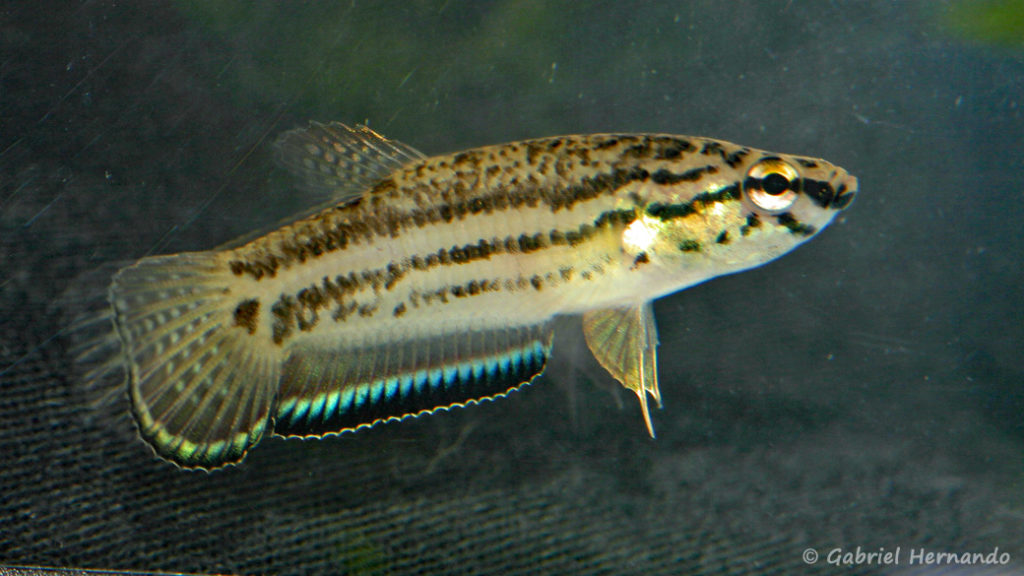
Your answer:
[103,123,856,469]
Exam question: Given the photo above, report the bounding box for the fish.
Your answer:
[93,122,857,469]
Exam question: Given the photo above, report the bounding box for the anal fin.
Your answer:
[274,323,554,438]
[582,303,662,437]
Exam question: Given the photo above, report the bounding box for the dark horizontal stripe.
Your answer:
[542,166,649,211]
[651,165,717,185]
[230,133,767,282]
[409,276,505,308]
[267,208,638,345]
[230,166,650,281]
[645,184,741,221]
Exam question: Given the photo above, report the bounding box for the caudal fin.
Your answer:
[109,252,280,469]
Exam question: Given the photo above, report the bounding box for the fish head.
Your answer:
[623,144,857,286]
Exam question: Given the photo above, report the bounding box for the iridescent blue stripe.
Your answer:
[275,339,548,435]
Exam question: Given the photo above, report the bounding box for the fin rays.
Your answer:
[274,121,426,203]
[582,303,662,436]
[111,253,281,469]
[274,324,553,438]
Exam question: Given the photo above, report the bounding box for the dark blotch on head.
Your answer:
[776,212,817,237]
[740,214,761,236]
[832,190,856,210]
[679,239,702,252]
[802,179,836,208]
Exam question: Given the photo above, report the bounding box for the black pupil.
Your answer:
[762,173,790,196]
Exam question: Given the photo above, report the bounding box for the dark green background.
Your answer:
[2,1,1022,574]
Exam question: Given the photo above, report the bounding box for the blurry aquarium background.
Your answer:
[1,1,1023,574]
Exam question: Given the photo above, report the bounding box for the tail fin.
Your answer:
[58,261,135,415]
[109,252,281,469]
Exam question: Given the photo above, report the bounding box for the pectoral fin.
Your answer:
[582,303,662,437]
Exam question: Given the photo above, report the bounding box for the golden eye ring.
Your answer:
[744,158,800,213]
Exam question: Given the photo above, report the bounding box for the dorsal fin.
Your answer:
[273,121,427,204]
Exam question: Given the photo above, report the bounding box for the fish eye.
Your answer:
[745,158,800,213]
